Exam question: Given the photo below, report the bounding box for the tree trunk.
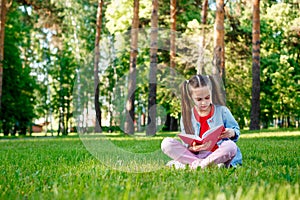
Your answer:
[213,0,225,82]
[58,107,64,136]
[163,113,171,131]
[250,0,260,130]
[125,0,139,134]
[169,0,178,132]
[66,99,70,135]
[170,116,178,131]
[0,0,7,111]
[94,0,104,133]
[201,0,208,25]
[58,58,65,136]
[198,0,208,74]
[147,0,158,136]
[170,0,176,69]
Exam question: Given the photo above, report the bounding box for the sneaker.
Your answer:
[217,163,225,168]
[190,159,203,169]
[166,160,187,169]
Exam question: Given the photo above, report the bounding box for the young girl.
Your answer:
[161,74,242,169]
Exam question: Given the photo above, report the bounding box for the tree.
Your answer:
[201,0,208,25]
[2,0,299,135]
[198,0,208,74]
[124,0,139,134]
[147,0,158,136]
[94,0,104,133]
[213,0,225,81]
[1,2,36,135]
[259,2,299,128]
[50,50,76,135]
[224,0,252,128]
[165,0,178,131]
[170,0,176,69]
[0,0,9,111]
[44,0,88,135]
[250,0,260,130]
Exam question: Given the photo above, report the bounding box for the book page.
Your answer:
[178,125,224,151]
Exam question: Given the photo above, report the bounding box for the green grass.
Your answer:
[0,131,299,199]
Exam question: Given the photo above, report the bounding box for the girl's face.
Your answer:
[190,86,211,112]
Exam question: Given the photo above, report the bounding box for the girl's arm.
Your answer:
[221,106,240,142]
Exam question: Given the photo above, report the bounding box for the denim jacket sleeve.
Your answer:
[220,106,240,142]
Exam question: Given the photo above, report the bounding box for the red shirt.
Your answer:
[193,106,219,152]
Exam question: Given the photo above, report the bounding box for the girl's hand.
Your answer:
[219,128,235,139]
[188,141,212,152]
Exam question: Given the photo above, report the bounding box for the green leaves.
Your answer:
[2,0,300,134]
[258,3,300,126]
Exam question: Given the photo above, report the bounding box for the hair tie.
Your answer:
[206,75,210,82]
[196,75,201,86]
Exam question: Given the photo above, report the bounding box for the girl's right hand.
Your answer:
[188,140,212,152]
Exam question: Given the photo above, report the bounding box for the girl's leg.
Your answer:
[161,137,199,164]
[193,140,237,169]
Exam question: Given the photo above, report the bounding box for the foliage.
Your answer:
[1,2,37,135]
[0,131,299,199]
[105,0,152,34]
[224,0,252,128]
[1,0,300,134]
[260,3,300,127]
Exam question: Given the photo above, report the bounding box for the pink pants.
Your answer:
[161,137,237,168]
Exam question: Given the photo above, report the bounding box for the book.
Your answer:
[178,125,225,151]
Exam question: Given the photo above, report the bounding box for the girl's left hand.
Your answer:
[219,128,235,139]
[188,141,212,152]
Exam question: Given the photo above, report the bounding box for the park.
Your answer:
[1,130,299,199]
[0,0,299,199]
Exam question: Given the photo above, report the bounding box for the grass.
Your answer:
[0,130,299,199]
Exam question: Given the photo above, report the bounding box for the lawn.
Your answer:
[0,130,299,199]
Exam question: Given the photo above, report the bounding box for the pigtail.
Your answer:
[180,80,194,135]
[209,75,226,106]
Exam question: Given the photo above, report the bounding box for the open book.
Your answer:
[178,125,225,151]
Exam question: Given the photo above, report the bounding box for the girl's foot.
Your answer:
[166,160,187,169]
[190,159,203,169]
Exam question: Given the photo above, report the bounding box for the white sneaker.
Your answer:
[217,163,225,168]
[166,160,187,169]
[191,159,203,169]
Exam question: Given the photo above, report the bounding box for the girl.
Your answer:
[161,74,242,169]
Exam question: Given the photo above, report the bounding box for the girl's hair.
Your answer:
[180,74,225,134]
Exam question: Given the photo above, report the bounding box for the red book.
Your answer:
[178,125,225,151]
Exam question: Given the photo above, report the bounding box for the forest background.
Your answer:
[0,0,299,136]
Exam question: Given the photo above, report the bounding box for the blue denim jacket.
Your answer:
[180,104,242,167]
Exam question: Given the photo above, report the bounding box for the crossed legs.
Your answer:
[161,137,237,169]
